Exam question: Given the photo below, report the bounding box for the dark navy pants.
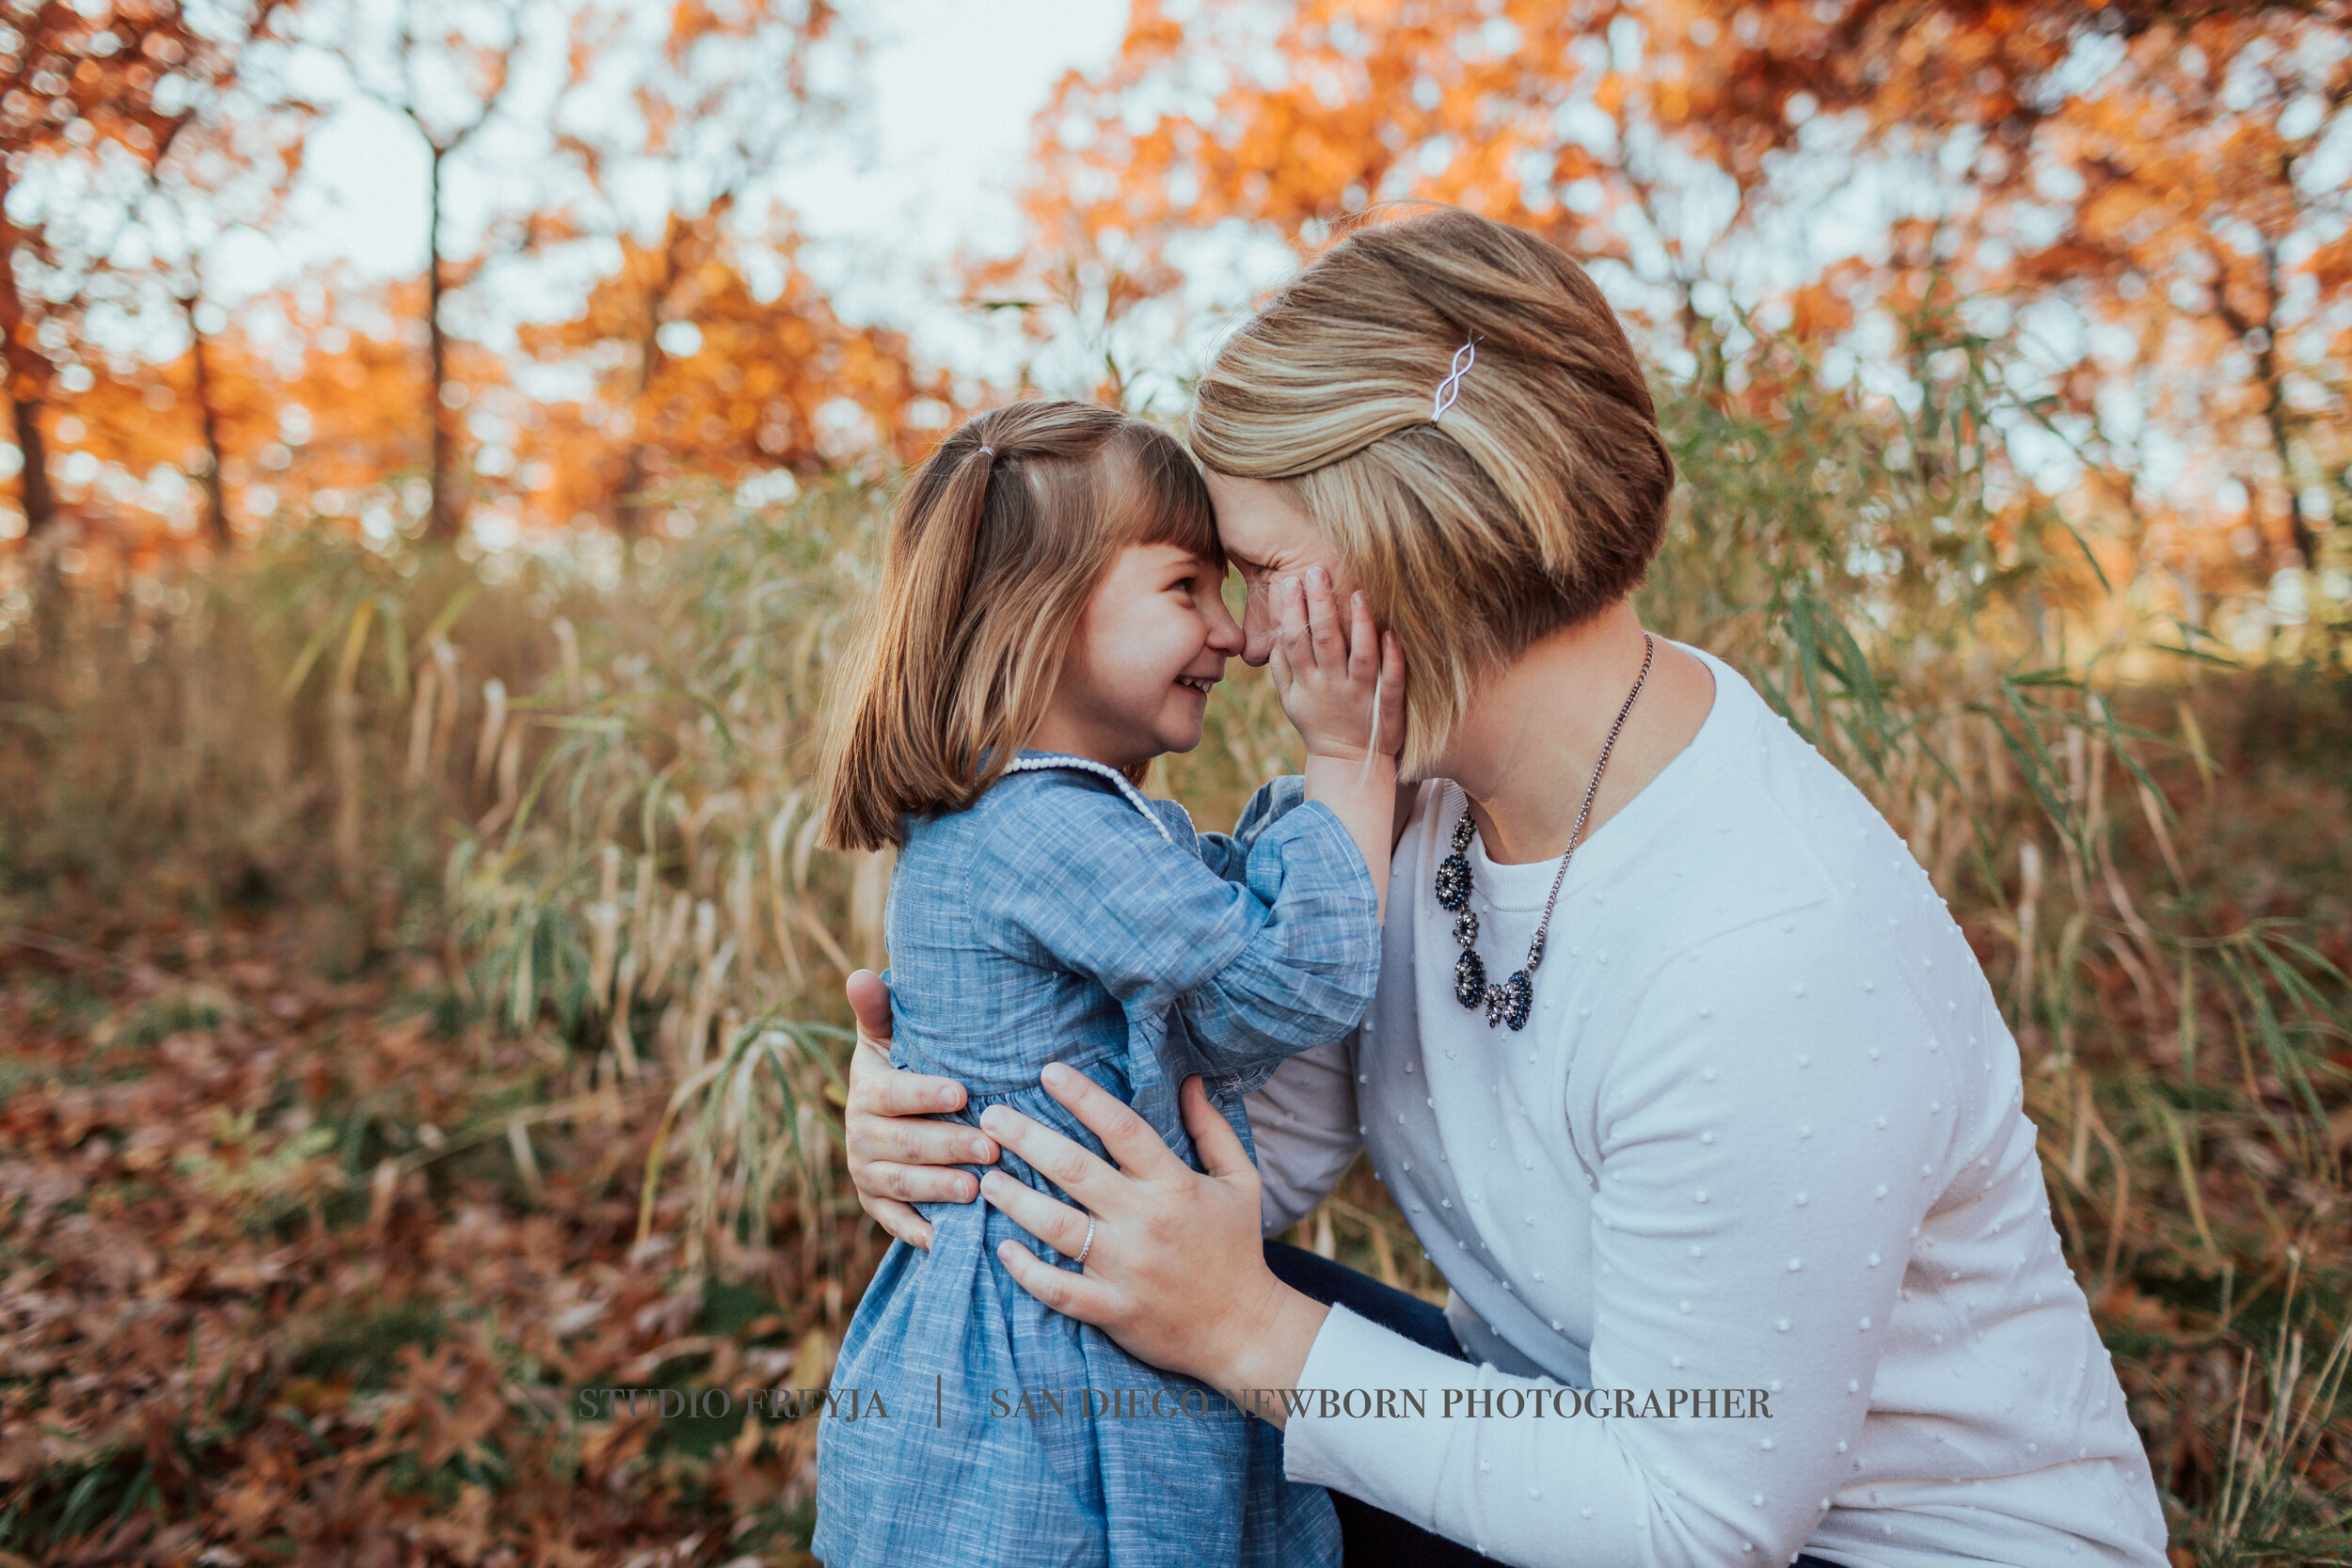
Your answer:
[1262,1243,1844,1568]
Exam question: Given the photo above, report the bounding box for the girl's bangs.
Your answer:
[1118,425,1223,566]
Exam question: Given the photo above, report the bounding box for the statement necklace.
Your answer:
[1435,632,1656,1030]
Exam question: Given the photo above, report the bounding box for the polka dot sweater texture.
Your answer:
[1243,644,2169,1568]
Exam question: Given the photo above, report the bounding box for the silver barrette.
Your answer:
[1430,339,1476,421]
[978,444,996,457]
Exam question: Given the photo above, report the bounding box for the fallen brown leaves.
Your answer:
[0,903,838,1566]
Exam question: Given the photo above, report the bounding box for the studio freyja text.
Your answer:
[574,1383,1780,1423]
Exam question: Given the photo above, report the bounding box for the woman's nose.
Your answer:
[1203,582,1246,655]
[1234,581,1273,666]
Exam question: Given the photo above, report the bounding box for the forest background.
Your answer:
[1,0,2349,1563]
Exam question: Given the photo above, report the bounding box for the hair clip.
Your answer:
[1430,339,1477,422]
[977,445,995,458]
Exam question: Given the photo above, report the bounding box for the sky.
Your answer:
[234,0,1132,381]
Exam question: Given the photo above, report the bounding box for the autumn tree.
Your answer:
[59,277,453,548]
[1665,0,2352,585]
[1014,0,2350,619]
[516,209,942,536]
[35,0,874,558]
[0,0,281,541]
[312,0,538,544]
[509,0,876,536]
[308,0,857,546]
[103,11,311,547]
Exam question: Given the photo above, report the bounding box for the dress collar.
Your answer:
[1004,752,1171,844]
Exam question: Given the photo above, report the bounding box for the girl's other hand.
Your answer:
[1267,569,1406,765]
[843,968,999,1251]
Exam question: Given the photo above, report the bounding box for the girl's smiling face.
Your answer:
[1029,542,1244,770]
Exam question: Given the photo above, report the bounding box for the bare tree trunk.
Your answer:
[615,443,651,539]
[10,388,53,538]
[2252,240,2319,572]
[2268,405,2320,572]
[0,163,53,540]
[425,141,460,543]
[614,337,666,542]
[612,224,685,542]
[180,291,231,546]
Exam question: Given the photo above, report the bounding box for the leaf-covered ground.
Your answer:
[0,902,844,1566]
[2,670,2347,1567]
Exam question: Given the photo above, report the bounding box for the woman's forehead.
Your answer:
[1203,471,1319,560]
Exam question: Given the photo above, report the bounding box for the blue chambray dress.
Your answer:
[813,755,1375,1568]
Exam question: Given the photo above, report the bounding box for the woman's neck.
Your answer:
[1436,601,1716,865]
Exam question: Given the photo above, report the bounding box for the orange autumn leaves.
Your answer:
[516,211,946,540]
[1014,0,2347,598]
[20,0,2350,602]
[0,1,278,551]
[14,0,927,560]
[40,223,944,557]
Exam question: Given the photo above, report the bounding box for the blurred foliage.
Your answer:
[1016,0,2352,632]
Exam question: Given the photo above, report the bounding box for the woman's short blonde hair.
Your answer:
[818,400,1218,852]
[1188,206,1675,777]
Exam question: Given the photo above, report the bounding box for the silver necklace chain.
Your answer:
[1434,632,1656,1030]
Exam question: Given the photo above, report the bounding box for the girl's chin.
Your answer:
[1153,714,1207,755]
[1153,721,1205,755]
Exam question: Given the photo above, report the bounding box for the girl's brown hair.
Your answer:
[818,401,1219,851]
[1188,205,1676,778]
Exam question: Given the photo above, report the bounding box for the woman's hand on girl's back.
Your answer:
[842,968,999,1251]
[977,1066,1329,1416]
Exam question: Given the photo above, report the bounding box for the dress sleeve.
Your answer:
[1244,1033,1363,1235]
[1195,774,1309,884]
[1280,912,1947,1567]
[968,775,1379,1075]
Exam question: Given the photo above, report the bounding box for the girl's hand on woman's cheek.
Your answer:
[1267,569,1406,765]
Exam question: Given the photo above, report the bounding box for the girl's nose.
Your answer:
[1203,581,1245,655]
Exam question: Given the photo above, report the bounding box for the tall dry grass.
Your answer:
[1,307,2345,1560]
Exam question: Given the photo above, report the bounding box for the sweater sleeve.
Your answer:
[969,776,1380,1076]
[1280,911,1950,1568]
[1244,1034,1363,1235]
[1216,775,1369,1220]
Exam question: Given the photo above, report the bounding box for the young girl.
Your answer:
[810,400,1403,1568]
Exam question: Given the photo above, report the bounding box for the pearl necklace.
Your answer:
[1435,632,1655,1030]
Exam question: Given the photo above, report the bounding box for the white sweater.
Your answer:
[1242,643,2169,1568]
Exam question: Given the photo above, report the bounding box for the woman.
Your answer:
[839,208,2170,1568]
